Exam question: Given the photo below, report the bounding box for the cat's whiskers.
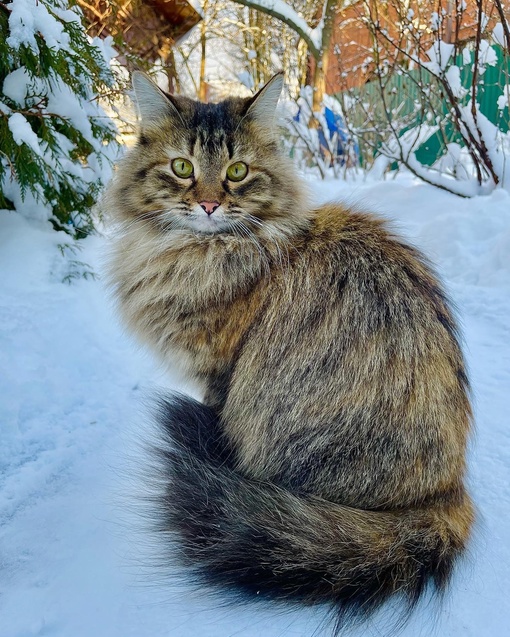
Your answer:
[114,215,188,261]
[107,211,161,237]
[226,219,269,278]
[234,219,272,276]
[115,209,170,236]
[159,212,186,234]
[124,207,192,244]
[243,213,264,228]
[252,223,290,272]
[230,212,291,275]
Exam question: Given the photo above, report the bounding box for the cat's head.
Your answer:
[108,72,308,241]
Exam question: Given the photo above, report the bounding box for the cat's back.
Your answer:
[225,203,470,507]
[276,202,456,338]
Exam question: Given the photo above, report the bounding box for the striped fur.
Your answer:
[105,73,474,632]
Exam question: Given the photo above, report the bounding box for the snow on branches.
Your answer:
[0,0,120,236]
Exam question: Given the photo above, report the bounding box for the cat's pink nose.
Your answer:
[199,201,220,215]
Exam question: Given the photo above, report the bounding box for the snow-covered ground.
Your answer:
[1,174,510,637]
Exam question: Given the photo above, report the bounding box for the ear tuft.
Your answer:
[132,71,178,123]
[245,72,284,127]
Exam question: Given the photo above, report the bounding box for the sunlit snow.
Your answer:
[1,173,510,637]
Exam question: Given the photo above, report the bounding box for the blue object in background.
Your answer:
[320,107,359,165]
[294,106,359,166]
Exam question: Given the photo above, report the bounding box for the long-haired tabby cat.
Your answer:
[106,72,474,633]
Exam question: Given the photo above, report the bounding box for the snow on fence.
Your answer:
[337,42,510,195]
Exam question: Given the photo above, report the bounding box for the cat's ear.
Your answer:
[132,71,180,123]
[244,72,284,127]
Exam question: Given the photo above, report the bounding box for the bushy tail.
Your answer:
[153,395,473,631]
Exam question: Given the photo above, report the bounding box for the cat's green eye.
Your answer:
[226,162,248,182]
[171,158,194,179]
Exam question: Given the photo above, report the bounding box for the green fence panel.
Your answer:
[341,44,510,167]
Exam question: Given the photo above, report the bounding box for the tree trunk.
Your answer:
[312,0,338,112]
[228,0,340,111]
[199,0,208,101]
[165,48,180,94]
